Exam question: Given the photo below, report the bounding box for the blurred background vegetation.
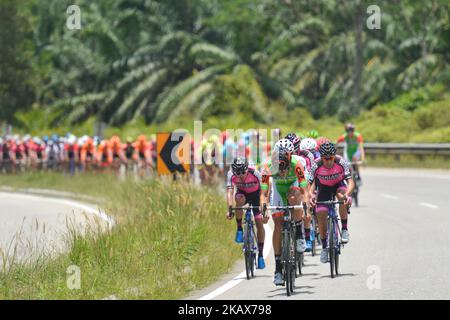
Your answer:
[1,0,449,141]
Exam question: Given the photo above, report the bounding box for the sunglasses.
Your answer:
[235,170,247,175]
[323,156,335,161]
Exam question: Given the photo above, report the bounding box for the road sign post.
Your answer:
[157,132,190,176]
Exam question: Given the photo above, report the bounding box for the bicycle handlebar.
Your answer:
[266,205,304,211]
[229,206,261,211]
[315,200,345,205]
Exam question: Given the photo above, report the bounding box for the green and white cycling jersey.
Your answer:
[260,155,308,206]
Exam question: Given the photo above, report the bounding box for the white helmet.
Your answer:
[68,135,77,145]
[300,138,317,152]
[274,139,295,154]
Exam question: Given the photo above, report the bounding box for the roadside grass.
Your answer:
[0,173,241,299]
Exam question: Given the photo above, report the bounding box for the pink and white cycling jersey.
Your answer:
[309,155,352,187]
[226,167,261,194]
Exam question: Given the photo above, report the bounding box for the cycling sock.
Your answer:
[295,221,303,239]
[304,228,311,241]
[322,238,327,249]
[275,255,282,273]
[341,219,348,230]
[236,219,243,231]
[258,243,264,257]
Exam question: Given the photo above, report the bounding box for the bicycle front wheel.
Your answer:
[328,218,335,278]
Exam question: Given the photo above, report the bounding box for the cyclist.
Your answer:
[80,136,96,171]
[64,135,79,176]
[110,136,127,172]
[0,136,15,173]
[97,138,112,170]
[260,139,310,286]
[133,135,152,176]
[45,135,62,171]
[308,142,354,263]
[226,157,268,269]
[33,137,45,170]
[336,123,365,184]
[124,137,135,171]
[14,135,26,172]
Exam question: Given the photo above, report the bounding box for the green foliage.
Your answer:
[5,0,450,133]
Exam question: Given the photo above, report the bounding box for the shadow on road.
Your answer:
[266,285,315,298]
[313,273,357,280]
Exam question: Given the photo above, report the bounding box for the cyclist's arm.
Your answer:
[345,177,355,198]
[260,173,270,208]
[340,157,355,197]
[336,135,345,144]
[359,143,365,162]
[357,134,365,162]
[226,170,234,207]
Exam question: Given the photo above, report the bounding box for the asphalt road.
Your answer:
[0,192,109,266]
[188,168,450,300]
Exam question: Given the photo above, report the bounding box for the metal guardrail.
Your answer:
[337,143,450,158]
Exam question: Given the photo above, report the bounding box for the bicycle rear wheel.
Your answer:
[282,230,294,296]
[245,250,252,280]
[244,226,252,280]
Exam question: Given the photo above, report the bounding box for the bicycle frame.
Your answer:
[316,200,345,278]
[267,204,303,296]
[229,205,260,280]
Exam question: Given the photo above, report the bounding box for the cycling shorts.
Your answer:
[270,179,300,217]
[316,181,347,213]
[236,190,261,219]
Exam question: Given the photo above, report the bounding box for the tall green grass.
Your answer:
[0,173,240,299]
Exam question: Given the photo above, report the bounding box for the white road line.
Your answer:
[0,192,115,227]
[380,193,399,200]
[419,202,439,209]
[198,223,273,300]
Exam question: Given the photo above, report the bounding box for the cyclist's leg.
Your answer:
[316,186,335,248]
[271,184,285,283]
[234,192,246,242]
[247,191,265,263]
[287,183,306,252]
[336,183,349,242]
[351,150,362,182]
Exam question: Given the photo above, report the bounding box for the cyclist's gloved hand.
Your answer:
[309,196,317,207]
[344,195,352,207]
[226,206,234,220]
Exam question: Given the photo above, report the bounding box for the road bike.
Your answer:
[267,204,304,296]
[229,205,261,280]
[350,161,363,207]
[316,200,349,278]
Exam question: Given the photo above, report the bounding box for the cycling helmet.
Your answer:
[285,133,301,151]
[231,157,249,174]
[43,135,49,143]
[51,134,59,142]
[300,138,317,152]
[307,130,319,139]
[274,139,295,154]
[319,142,337,157]
[110,135,121,145]
[138,134,146,142]
[345,123,355,131]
